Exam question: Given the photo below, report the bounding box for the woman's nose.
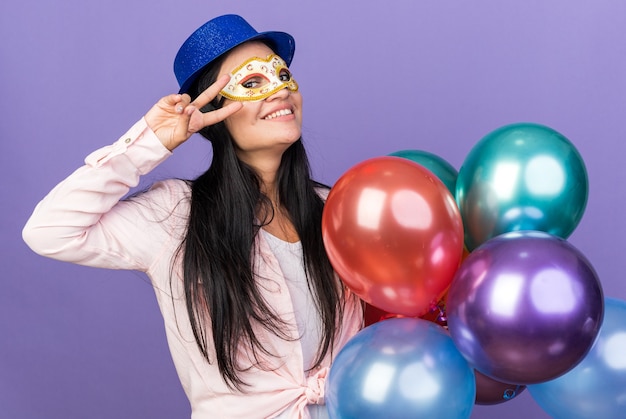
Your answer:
[266,86,289,101]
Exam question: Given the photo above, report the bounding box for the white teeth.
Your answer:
[264,109,293,120]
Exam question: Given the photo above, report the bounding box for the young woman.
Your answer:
[23,14,363,419]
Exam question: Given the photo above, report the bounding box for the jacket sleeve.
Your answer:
[22,118,179,272]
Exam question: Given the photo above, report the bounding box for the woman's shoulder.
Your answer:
[150,178,192,197]
[129,178,192,219]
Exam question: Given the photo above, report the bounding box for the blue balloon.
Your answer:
[326,318,475,419]
[528,298,626,418]
[456,123,588,250]
[388,150,458,196]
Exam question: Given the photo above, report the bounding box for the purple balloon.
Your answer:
[447,231,604,385]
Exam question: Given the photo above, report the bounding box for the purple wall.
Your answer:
[2,1,625,417]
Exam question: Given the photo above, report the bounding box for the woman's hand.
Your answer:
[144,74,243,151]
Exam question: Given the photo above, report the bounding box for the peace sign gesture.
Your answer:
[144,74,242,151]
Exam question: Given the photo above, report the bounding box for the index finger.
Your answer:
[191,74,231,109]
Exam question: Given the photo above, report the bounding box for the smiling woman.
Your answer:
[21,14,363,419]
[218,43,304,172]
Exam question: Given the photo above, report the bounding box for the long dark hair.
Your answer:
[177,44,346,391]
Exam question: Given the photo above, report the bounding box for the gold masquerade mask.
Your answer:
[220,54,298,102]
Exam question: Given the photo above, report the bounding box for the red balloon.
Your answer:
[363,298,449,328]
[363,303,392,327]
[323,157,464,316]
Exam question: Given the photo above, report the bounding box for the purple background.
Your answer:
[2,1,625,418]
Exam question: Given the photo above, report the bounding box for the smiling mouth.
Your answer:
[264,109,293,120]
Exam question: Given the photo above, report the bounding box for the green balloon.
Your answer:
[388,150,458,196]
[456,122,588,250]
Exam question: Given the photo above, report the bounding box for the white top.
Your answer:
[262,230,329,419]
[261,229,322,370]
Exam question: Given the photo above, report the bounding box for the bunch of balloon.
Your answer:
[322,156,464,317]
[445,123,606,409]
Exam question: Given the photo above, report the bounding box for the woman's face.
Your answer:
[219,42,303,164]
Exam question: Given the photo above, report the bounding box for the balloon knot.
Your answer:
[502,385,521,400]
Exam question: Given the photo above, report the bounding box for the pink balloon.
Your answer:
[322,156,464,316]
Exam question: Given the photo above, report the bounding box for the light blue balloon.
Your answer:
[388,150,458,197]
[456,123,588,250]
[528,298,626,419]
[326,318,475,419]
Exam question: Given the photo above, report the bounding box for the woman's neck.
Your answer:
[262,211,299,243]
[236,149,299,242]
